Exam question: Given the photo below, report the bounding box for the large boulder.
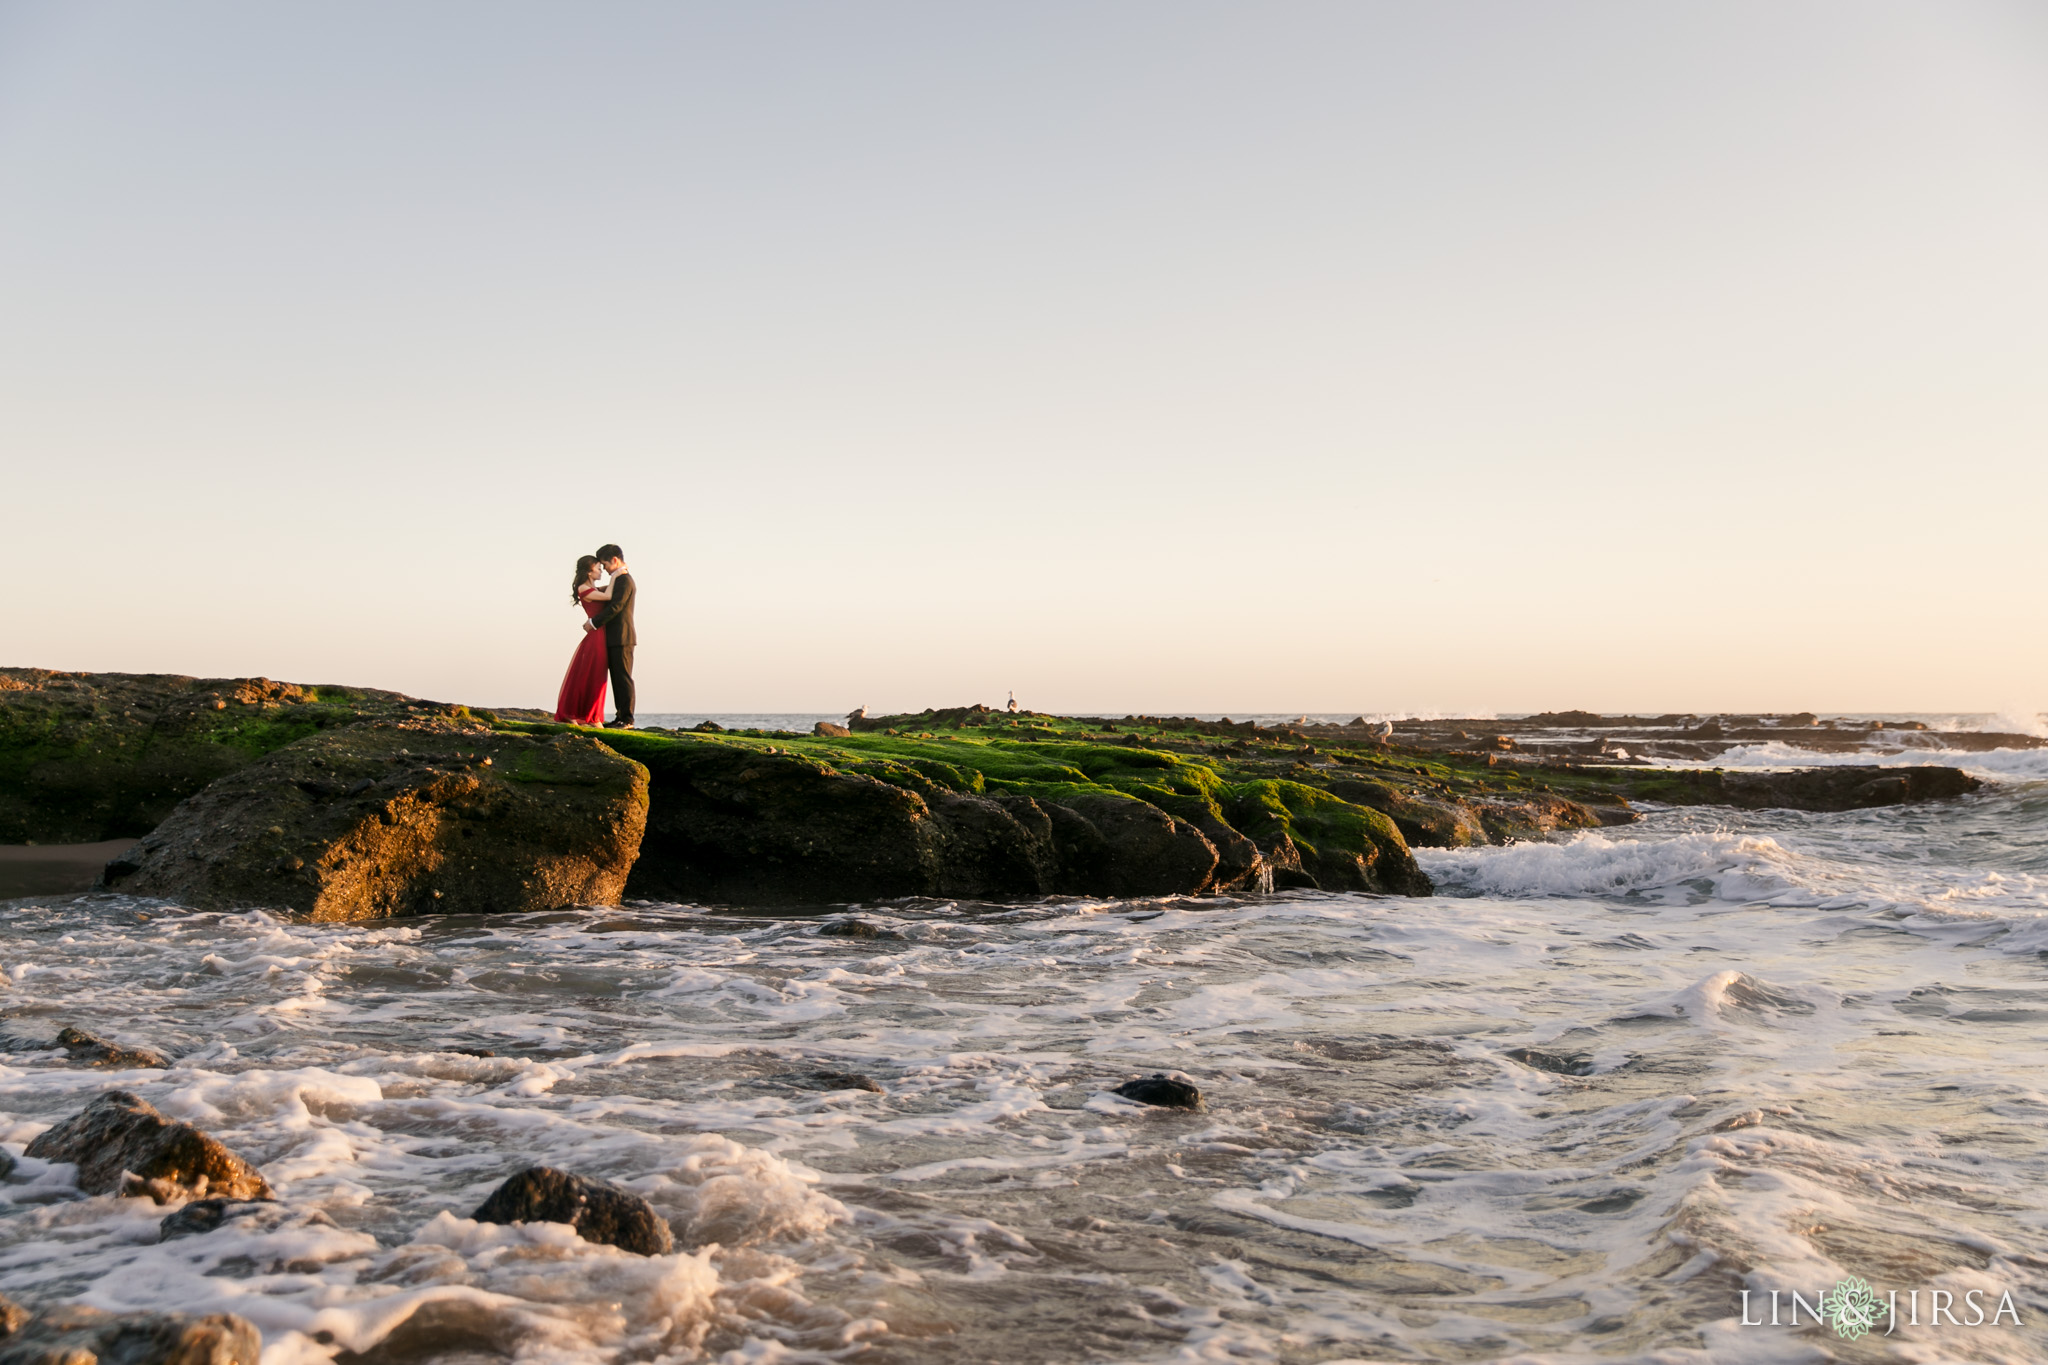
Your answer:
[1043,794,1220,897]
[23,1090,272,1203]
[0,669,452,843]
[471,1166,673,1255]
[0,1297,259,1365]
[100,721,647,918]
[615,739,1232,904]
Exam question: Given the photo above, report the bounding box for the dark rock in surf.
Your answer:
[54,1027,170,1070]
[24,1090,272,1203]
[1505,1047,1596,1076]
[100,721,649,920]
[1113,1075,1205,1110]
[794,1070,884,1093]
[471,1166,674,1256]
[0,1301,259,1365]
[159,1198,266,1241]
[818,918,900,939]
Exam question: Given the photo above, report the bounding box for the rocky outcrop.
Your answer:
[472,1166,673,1255]
[0,1297,259,1365]
[0,668,464,844]
[24,1091,272,1203]
[100,721,648,919]
[617,741,1233,904]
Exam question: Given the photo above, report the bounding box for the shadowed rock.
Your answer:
[100,721,648,919]
[23,1091,272,1203]
[0,1299,258,1365]
[1113,1075,1204,1109]
[471,1166,673,1255]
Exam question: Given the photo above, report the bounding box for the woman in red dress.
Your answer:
[553,555,613,724]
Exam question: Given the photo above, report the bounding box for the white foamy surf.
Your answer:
[4,786,2046,1362]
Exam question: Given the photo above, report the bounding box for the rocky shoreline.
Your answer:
[1,669,1994,914]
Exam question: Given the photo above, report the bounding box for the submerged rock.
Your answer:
[157,1197,301,1242]
[1113,1075,1204,1109]
[100,721,648,919]
[1505,1047,1596,1076]
[781,1069,884,1093]
[471,1166,674,1255]
[22,1090,272,1203]
[0,1299,259,1365]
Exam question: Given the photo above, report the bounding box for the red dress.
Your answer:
[553,590,610,724]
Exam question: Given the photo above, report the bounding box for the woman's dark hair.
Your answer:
[571,554,600,603]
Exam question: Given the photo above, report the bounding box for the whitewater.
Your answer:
[3,754,2045,1361]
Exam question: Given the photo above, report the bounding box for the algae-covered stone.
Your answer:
[1225,780,1430,896]
[24,1090,273,1203]
[0,668,448,843]
[101,721,647,918]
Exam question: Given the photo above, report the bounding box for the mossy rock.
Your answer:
[103,720,647,918]
[0,669,458,842]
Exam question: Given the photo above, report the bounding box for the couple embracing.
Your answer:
[553,544,636,728]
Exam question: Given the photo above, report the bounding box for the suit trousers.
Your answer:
[606,643,635,724]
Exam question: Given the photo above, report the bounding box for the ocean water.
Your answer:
[3,768,2046,1361]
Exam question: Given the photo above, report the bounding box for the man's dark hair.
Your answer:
[595,544,624,563]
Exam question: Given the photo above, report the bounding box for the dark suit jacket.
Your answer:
[591,571,636,648]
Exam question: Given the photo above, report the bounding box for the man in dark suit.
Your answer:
[584,543,636,728]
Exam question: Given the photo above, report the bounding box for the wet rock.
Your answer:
[100,722,649,919]
[158,1197,276,1241]
[812,721,852,737]
[791,1070,883,1093]
[54,1027,170,1070]
[0,1151,14,1181]
[0,1293,24,1337]
[1505,1047,1595,1076]
[22,1090,273,1203]
[817,918,900,939]
[1113,1075,1204,1110]
[0,1301,259,1365]
[471,1166,673,1256]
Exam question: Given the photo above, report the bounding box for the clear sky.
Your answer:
[3,2,2044,715]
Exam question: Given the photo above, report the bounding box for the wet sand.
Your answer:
[0,840,134,899]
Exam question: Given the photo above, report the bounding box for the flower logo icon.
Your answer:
[1821,1276,1881,1340]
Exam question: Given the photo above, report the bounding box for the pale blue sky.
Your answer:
[3,2,2044,713]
